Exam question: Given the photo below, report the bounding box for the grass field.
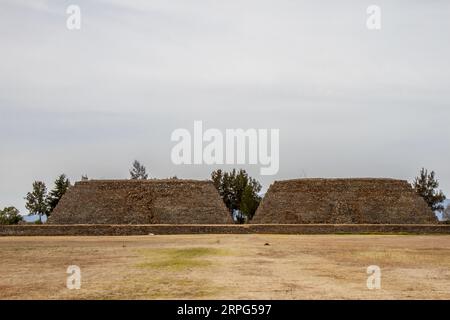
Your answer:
[1,234,449,299]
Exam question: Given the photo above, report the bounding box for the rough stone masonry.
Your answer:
[251,178,437,224]
[48,179,232,224]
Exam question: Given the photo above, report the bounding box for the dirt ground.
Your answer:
[0,234,449,299]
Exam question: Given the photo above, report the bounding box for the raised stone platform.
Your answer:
[48,179,232,224]
[252,178,436,224]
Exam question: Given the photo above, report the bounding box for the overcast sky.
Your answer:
[1,0,449,214]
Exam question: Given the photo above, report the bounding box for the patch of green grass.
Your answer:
[136,247,229,270]
[139,258,211,269]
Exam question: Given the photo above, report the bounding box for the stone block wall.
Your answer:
[1,224,449,236]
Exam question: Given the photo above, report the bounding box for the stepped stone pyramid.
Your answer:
[48,179,232,224]
[252,178,437,224]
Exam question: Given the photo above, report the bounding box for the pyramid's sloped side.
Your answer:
[251,178,437,224]
[48,180,232,224]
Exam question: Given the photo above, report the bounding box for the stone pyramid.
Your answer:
[252,178,436,224]
[48,179,232,224]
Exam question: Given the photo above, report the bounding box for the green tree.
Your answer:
[0,207,22,225]
[211,169,262,223]
[241,184,261,219]
[47,174,71,215]
[25,181,49,222]
[129,160,148,180]
[412,168,446,212]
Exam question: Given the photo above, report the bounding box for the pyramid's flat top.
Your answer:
[75,179,212,185]
[274,178,408,184]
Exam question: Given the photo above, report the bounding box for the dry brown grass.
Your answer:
[0,234,449,299]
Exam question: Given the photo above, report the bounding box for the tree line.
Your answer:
[0,165,448,224]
